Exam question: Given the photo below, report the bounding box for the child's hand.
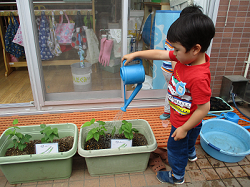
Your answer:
[121,53,136,65]
[171,126,187,141]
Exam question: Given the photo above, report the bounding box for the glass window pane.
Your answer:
[33,0,122,100]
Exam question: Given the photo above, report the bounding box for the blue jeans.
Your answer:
[167,122,202,179]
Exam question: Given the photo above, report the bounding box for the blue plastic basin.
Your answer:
[200,119,250,163]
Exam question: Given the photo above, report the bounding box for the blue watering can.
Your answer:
[207,112,250,129]
[120,59,145,112]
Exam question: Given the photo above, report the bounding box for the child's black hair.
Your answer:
[167,13,215,53]
[180,4,203,17]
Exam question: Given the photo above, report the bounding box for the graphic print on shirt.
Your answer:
[168,72,192,115]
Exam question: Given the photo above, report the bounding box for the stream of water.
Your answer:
[107,110,124,134]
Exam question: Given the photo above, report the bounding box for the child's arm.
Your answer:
[171,101,210,141]
[122,50,171,65]
[171,61,177,70]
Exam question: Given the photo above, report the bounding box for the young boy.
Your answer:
[122,7,215,185]
[160,5,203,120]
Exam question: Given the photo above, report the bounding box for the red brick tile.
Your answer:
[241,165,250,175]
[215,167,234,179]
[228,166,248,177]
[195,145,207,159]
[196,158,213,169]
[52,182,69,187]
[100,177,115,187]
[207,180,226,187]
[84,179,99,187]
[53,178,69,183]
[144,173,160,186]
[238,158,250,166]
[224,162,239,167]
[186,161,199,171]
[237,177,250,186]
[37,183,53,187]
[69,169,84,181]
[129,174,147,187]
[184,173,192,183]
[208,157,226,168]
[201,168,220,180]
[84,170,99,180]
[186,170,206,182]
[115,175,131,187]
[223,178,241,187]
[69,180,84,187]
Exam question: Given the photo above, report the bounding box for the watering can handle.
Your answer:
[122,58,143,67]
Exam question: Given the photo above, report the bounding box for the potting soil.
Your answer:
[84,133,148,150]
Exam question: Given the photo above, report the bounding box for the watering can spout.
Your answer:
[120,59,145,112]
[121,83,142,112]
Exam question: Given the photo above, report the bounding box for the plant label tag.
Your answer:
[111,139,132,149]
[35,143,59,154]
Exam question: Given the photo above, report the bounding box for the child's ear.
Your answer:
[192,44,201,55]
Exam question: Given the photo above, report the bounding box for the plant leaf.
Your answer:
[18,143,26,151]
[82,121,92,128]
[86,133,94,142]
[127,122,132,130]
[90,118,95,124]
[52,128,58,134]
[44,127,53,136]
[129,133,134,140]
[15,132,23,139]
[122,125,130,133]
[13,119,18,125]
[94,133,99,142]
[5,129,14,136]
[7,134,14,139]
[132,128,139,133]
[48,134,54,142]
[100,131,105,136]
[90,128,97,134]
[40,124,46,129]
[97,120,105,126]
[119,127,123,134]
[124,132,130,139]
[25,134,32,140]
[41,137,46,143]
[111,126,116,136]
[7,142,14,149]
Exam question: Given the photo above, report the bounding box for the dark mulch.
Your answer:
[84,133,148,150]
[210,97,231,111]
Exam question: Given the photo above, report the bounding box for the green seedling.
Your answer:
[111,126,116,137]
[81,118,107,142]
[40,124,59,143]
[4,119,32,151]
[119,120,139,140]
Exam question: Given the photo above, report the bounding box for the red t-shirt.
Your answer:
[168,51,211,128]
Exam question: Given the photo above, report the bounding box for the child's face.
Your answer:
[171,42,197,65]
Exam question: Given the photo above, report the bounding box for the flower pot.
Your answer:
[78,119,157,176]
[0,123,78,184]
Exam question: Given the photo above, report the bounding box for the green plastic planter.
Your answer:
[0,123,78,184]
[78,119,157,176]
